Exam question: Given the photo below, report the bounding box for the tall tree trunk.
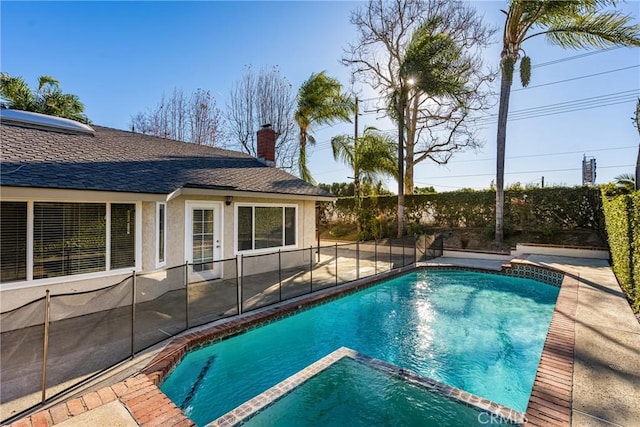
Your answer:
[299,130,309,182]
[405,160,414,195]
[404,93,419,195]
[495,68,513,245]
[635,143,639,192]
[405,128,414,195]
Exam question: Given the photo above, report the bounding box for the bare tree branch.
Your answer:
[343,0,497,193]
[130,88,225,147]
[226,65,297,172]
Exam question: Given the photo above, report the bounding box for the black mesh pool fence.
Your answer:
[135,265,186,353]
[187,258,239,329]
[0,297,46,413]
[46,277,133,397]
[0,233,440,422]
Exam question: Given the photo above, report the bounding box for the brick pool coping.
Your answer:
[11,262,576,427]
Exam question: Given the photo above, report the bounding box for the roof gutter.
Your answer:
[171,187,335,202]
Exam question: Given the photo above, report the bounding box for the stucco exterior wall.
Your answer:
[1,193,320,313]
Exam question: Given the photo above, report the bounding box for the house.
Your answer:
[0,109,333,311]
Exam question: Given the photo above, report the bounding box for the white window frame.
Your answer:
[0,198,142,290]
[234,202,298,255]
[155,202,167,268]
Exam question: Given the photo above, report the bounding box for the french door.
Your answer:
[186,202,222,280]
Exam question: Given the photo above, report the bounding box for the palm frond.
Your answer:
[0,73,35,110]
[535,11,640,48]
[295,71,352,183]
[37,75,59,91]
[614,173,636,192]
[401,19,469,97]
[0,72,89,122]
[330,134,355,167]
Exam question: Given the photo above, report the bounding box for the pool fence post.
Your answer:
[41,289,50,403]
[413,236,417,265]
[184,261,189,330]
[239,254,244,315]
[309,246,313,293]
[389,238,392,271]
[235,255,240,315]
[278,249,282,302]
[335,243,338,287]
[402,236,406,267]
[374,239,378,275]
[131,270,136,359]
[356,241,360,280]
[425,234,428,260]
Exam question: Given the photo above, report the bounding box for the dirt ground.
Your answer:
[435,227,607,252]
[320,226,607,253]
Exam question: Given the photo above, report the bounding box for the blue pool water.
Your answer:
[242,358,510,427]
[161,270,559,426]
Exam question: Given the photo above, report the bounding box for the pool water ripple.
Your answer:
[161,270,559,426]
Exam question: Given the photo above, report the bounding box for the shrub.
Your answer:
[601,189,639,313]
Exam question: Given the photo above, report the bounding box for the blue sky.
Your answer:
[2,1,639,192]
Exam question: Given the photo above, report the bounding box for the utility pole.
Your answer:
[354,96,361,236]
[354,96,359,143]
[541,176,544,188]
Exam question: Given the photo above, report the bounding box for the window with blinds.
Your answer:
[111,204,136,269]
[0,201,138,283]
[33,202,107,279]
[0,201,28,283]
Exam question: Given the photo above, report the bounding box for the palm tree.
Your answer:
[331,126,397,234]
[390,17,471,238]
[614,173,636,193]
[295,72,352,183]
[330,127,398,183]
[494,0,640,244]
[0,73,89,123]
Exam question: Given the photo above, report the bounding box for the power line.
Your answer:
[313,146,637,176]
[467,90,638,124]
[311,92,636,150]
[529,47,621,69]
[354,48,623,105]
[435,145,637,164]
[512,65,639,92]
[500,98,636,122]
[413,164,635,180]
[507,90,637,115]
[326,90,637,140]
[359,86,638,129]
[310,73,637,150]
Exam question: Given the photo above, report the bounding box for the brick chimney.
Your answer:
[256,124,276,167]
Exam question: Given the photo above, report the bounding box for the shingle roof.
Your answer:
[0,122,333,199]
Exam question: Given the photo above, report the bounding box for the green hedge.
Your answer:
[322,187,605,240]
[602,190,640,312]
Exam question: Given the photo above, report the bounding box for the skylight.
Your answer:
[0,109,94,136]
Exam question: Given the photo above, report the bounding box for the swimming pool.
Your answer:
[161,269,559,425]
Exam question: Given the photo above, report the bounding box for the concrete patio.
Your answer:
[4,253,639,427]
